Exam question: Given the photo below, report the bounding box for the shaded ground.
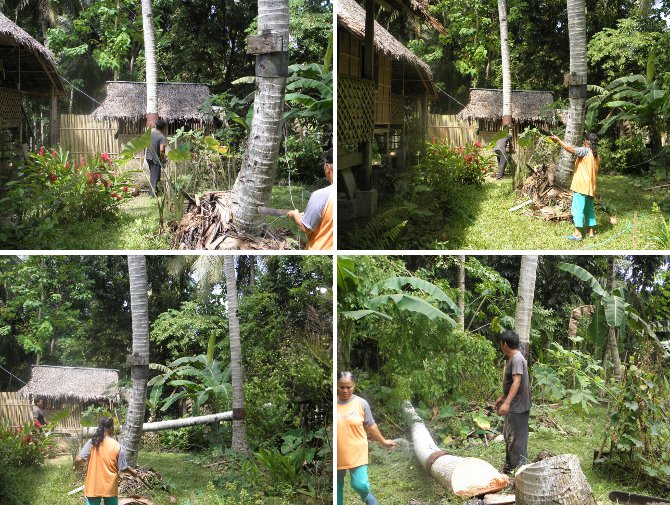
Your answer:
[343,405,670,504]
[35,185,312,250]
[351,174,669,250]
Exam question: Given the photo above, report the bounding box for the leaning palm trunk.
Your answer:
[554,0,588,188]
[405,402,509,497]
[224,255,248,453]
[514,255,538,359]
[498,0,512,126]
[121,255,150,467]
[232,0,289,231]
[142,411,234,432]
[141,0,158,126]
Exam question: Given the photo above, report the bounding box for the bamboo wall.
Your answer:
[0,392,85,432]
[59,114,120,158]
[427,114,480,146]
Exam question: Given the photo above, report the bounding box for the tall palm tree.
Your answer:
[498,0,512,126]
[554,0,588,188]
[231,0,289,231]
[121,255,150,467]
[141,0,158,126]
[457,255,465,330]
[224,255,248,453]
[514,255,538,359]
[603,256,623,380]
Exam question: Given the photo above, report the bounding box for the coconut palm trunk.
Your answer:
[498,0,512,126]
[224,255,248,453]
[515,255,538,359]
[141,0,158,126]
[121,255,150,467]
[231,0,289,230]
[554,0,588,188]
[457,255,465,330]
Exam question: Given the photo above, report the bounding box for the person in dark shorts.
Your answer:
[145,119,167,196]
[494,133,514,179]
[494,330,531,473]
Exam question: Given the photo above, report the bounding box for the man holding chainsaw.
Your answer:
[287,148,333,250]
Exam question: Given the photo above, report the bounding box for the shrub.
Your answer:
[1,146,134,244]
[0,420,48,467]
[415,139,495,192]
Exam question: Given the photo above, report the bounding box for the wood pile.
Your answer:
[171,191,296,250]
[518,164,572,221]
[119,467,170,495]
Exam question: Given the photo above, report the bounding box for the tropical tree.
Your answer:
[140,0,158,126]
[224,255,248,453]
[514,255,538,358]
[121,255,150,467]
[231,0,290,230]
[337,256,461,370]
[457,255,465,330]
[554,0,588,188]
[498,0,512,126]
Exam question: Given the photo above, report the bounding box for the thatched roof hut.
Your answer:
[337,0,434,87]
[0,12,65,97]
[92,81,213,123]
[18,365,119,402]
[458,88,556,125]
[386,0,446,34]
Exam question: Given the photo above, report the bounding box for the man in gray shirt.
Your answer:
[494,133,513,179]
[145,119,167,196]
[494,329,530,473]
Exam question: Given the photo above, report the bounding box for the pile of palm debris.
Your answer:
[171,191,296,250]
[119,466,172,496]
[516,164,573,221]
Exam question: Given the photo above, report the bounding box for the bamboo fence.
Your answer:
[0,391,84,432]
[427,114,480,146]
[59,114,120,158]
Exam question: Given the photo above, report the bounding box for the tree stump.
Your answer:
[515,454,596,505]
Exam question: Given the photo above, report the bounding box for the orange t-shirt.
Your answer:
[570,150,599,197]
[337,396,374,470]
[84,437,123,497]
[306,193,333,250]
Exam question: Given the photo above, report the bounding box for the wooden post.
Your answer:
[49,87,59,147]
[359,0,374,191]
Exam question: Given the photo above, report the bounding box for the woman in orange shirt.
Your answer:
[551,133,600,241]
[74,417,137,505]
[337,371,397,505]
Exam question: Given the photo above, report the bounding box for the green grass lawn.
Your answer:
[373,175,670,250]
[33,185,311,250]
[342,405,670,504]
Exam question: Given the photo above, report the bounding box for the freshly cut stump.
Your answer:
[405,402,509,497]
[515,454,596,505]
[484,494,516,504]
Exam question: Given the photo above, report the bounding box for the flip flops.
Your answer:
[566,234,582,241]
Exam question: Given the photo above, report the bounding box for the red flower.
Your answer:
[48,173,57,182]
[87,177,93,185]
[81,157,86,166]
[101,152,112,164]
[102,179,108,188]
[111,193,121,200]
[123,186,129,193]
[475,141,483,148]
[65,162,71,170]
[52,150,57,158]
[39,146,45,156]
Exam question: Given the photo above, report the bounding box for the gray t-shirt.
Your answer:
[301,184,333,231]
[78,438,129,471]
[146,129,166,163]
[494,135,512,153]
[33,405,45,425]
[338,394,375,427]
[503,351,531,413]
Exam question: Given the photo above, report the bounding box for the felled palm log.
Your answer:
[405,402,509,497]
[515,454,596,505]
[141,411,234,432]
[171,190,294,250]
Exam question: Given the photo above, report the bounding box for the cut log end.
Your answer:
[451,458,510,497]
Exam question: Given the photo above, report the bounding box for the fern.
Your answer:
[345,206,408,248]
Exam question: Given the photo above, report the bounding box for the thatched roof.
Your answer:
[18,365,119,402]
[458,88,556,123]
[337,0,433,80]
[0,12,65,96]
[92,81,212,122]
[382,0,446,34]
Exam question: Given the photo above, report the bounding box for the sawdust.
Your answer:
[171,190,297,250]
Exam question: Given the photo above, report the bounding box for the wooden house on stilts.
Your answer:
[337,0,445,221]
[0,12,65,187]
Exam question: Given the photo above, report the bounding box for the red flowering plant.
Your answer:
[0,419,48,467]
[416,139,496,190]
[5,146,135,231]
